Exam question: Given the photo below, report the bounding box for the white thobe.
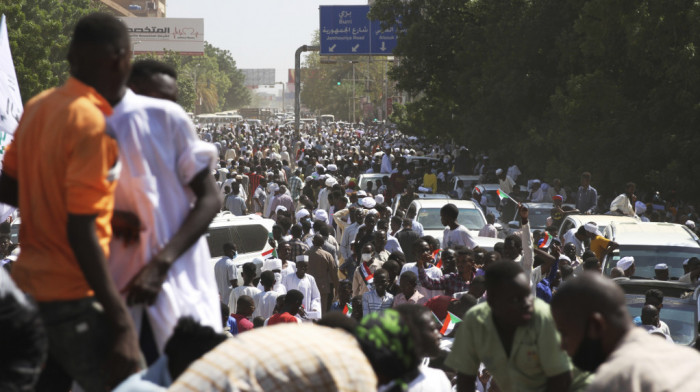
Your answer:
[282,273,322,318]
[228,285,262,314]
[107,90,221,353]
[252,290,281,319]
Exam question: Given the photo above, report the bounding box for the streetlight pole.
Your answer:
[352,62,356,124]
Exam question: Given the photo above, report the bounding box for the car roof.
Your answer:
[477,183,500,191]
[615,279,697,298]
[565,214,640,227]
[209,213,275,229]
[610,222,700,247]
[411,199,480,209]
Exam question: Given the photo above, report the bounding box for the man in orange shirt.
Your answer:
[0,13,140,390]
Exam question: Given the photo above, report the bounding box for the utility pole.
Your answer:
[294,44,320,134]
[352,61,356,124]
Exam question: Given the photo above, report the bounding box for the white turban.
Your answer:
[617,257,635,271]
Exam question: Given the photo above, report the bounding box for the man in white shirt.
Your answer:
[282,257,322,319]
[609,182,637,217]
[229,262,262,314]
[252,271,281,319]
[478,213,498,238]
[107,60,222,353]
[441,203,477,249]
[496,168,515,194]
[214,243,238,305]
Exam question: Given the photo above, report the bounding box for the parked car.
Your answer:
[405,199,500,247]
[601,221,700,279]
[357,173,388,193]
[205,212,275,278]
[616,280,699,346]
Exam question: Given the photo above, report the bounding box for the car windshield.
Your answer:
[416,208,486,231]
[522,207,550,229]
[605,246,700,279]
[626,295,696,345]
[483,191,499,207]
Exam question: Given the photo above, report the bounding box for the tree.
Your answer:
[1,0,104,102]
[371,0,700,200]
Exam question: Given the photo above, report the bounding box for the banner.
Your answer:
[0,14,21,222]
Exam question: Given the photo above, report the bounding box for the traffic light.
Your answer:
[336,80,341,86]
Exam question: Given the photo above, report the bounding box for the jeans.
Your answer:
[35,297,109,392]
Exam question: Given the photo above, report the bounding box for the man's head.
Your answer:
[455,248,475,278]
[468,275,486,298]
[485,261,534,327]
[399,271,418,299]
[563,242,577,261]
[260,270,276,290]
[128,59,178,101]
[374,268,389,295]
[284,289,304,315]
[440,203,459,227]
[68,13,131,106]
[383,259,401,285]
[640,304,659,327]
[625,182,636,197]
[241,262,256,283]
[550,273,633,372]
[295,256,308,278]
[236,295,255,317]
[654,263,669,281]
[503,234,523,260]
[644,289,664,309]
[312,234,325,247]
[616,257,635,277]
[164,317,227,381]
[582,257,602,274]
[395,304,442,358]
[338,280,353,303]
[580,172,591,188]
[278,242,291,261]
[373,230,387,252]
[485,213,495,225]
[364,214,378,231]
[441,248,457,273]
[223,242,237,259]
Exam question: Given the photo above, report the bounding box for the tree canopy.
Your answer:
[370,0,700,199]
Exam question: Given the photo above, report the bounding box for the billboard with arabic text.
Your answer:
[119,17,204,55]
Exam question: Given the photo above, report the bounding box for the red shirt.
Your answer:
[266,312,300,326]
[231,314,254,333]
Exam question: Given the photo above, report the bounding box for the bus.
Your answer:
[196,113,242,125]
[319,114,335,124]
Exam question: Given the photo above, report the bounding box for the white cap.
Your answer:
[361,197,377,209]
[325,177,338,187]
[686,220,696,229]
[275,205,287,214]
[327,164,338,172]
[617,256,635,271]
[374,194,385,205]
[296,255,309,263]
[295,208,310,221]
[357,190,367,197]
[654,263,668,271]
[558,255,571,263]
[367,208,379,216]
[314,209,329,222]
[583,223,603,237]
[262,258,283,272]
[495,168,503,175]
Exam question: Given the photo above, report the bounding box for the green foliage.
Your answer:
[1,0,104,102]
[371,0,700,198]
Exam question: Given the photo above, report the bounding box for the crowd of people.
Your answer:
[3,12,700,392]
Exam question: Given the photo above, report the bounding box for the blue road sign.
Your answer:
[320,5,400,56]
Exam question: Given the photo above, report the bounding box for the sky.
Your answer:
[167,0,368,87]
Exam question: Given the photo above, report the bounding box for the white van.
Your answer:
[205,212,275,277]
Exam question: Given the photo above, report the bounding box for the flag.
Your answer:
[440,311,462,335]
[496,189,511,201]
[0,14,21,223]
[539,232,553,249]
[343,303,352,317]
[433,249,442,268]
[432,311,443,327]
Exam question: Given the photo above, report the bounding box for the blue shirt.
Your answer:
[576,186,598,213]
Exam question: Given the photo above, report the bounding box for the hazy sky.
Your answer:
[167,0,367,86]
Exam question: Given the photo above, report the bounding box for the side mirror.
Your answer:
[508,220,520,229]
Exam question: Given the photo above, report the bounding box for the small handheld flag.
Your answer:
[433,249,443,269]
[496,189,511,201]
[343,303,352,317]
[432,311,443,327]
[539,232,553,249]
[440,311,462,335]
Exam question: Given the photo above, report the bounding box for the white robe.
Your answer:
[282,273,322,318]
[107,90,221,352]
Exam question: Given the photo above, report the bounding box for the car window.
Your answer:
[606,246,700,279]
[206,224,269,257]
[627,296,696,345]
[416,208,485,231]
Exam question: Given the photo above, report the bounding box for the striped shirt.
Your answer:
[289,175,303,202]
[169,324,377,392]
